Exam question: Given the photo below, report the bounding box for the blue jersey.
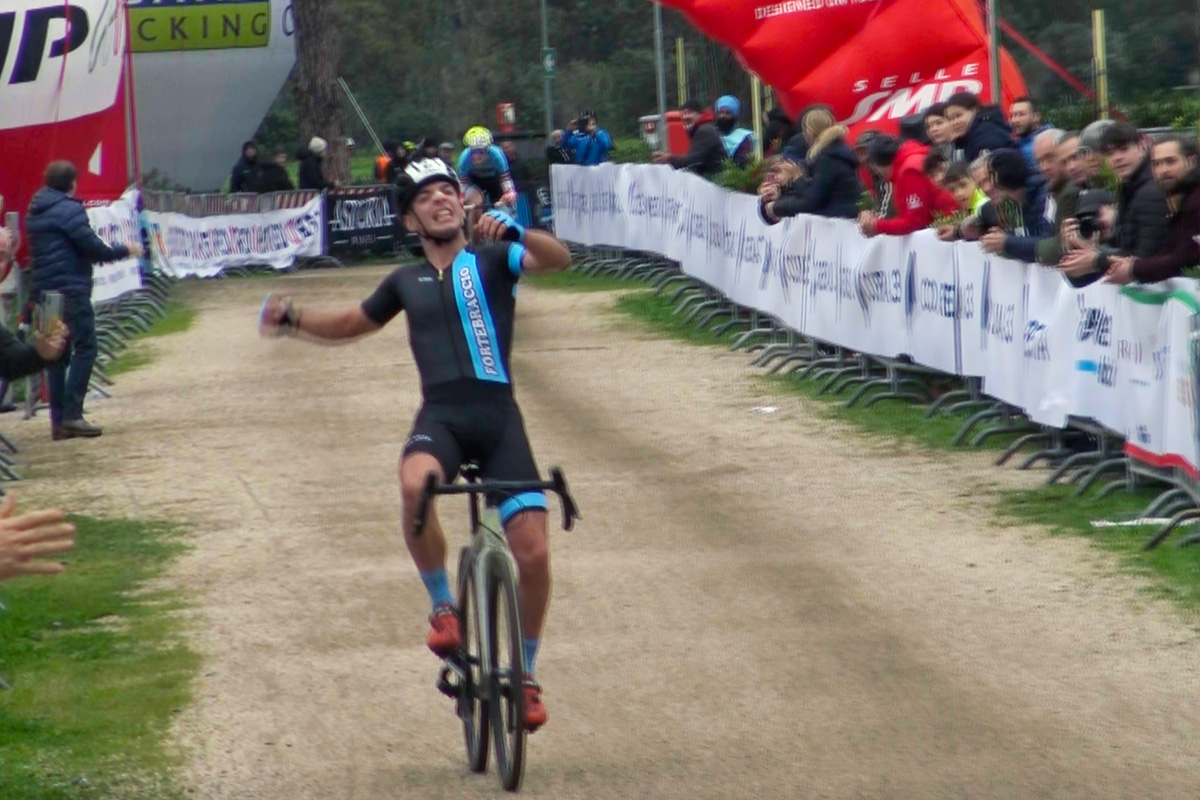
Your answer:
[458,146,510,182]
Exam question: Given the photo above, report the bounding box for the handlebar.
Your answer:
[412,467,581,538]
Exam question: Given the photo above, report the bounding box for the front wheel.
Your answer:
[457,547,489,773]
[486,552,526,792]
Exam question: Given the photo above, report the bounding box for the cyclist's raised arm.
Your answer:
[260,294,383,344]
[517,229,571,275]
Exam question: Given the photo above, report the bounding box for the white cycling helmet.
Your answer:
[398,158,460,210]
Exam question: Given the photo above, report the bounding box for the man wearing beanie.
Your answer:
[652,98,726,178]
[978,148,1051,260]
[299,136,334,191]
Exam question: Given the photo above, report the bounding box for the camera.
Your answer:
[1076,211,1099,240]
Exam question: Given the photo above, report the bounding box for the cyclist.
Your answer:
[258,159,571,731]
[457,126,518,227]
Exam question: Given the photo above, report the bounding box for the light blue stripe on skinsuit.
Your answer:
[499,491,548,524]
[508,243,527,277]
[452,251,510,383]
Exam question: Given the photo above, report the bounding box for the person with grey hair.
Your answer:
[1033,128,1082,267]
[1077,119,1115,187]
[298,136,334,191]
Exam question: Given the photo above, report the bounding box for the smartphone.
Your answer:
[37,291,63,336]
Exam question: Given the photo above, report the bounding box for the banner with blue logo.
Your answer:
[551,164,1200,479]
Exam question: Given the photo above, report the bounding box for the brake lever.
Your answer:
[550,467,582,531]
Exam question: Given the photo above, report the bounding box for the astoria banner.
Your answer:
[552,163,1200,479]
[325,186,399,256]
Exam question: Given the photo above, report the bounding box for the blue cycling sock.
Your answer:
[420,567,455,612]
[522,638,540,677]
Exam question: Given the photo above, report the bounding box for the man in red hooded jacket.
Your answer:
[858,135,957,237]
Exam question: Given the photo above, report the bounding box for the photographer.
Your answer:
[564,110,613,166]
[1059,123,1169,285]
[1058,189,1116,286]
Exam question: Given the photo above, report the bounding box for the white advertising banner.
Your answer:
[85,192,145,304]
[145,195,323,278]
[552,163,1200,479]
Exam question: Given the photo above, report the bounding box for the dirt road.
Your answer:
[19,265,1200,799]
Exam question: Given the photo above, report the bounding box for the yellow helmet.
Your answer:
[463,126,493,149]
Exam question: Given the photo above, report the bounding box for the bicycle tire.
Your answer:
[457,547,489,773]
[486,551,526,791]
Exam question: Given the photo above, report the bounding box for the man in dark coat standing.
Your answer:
[27,161,142,439]
[298,136,334,191]
[230,141,261,193]
[652,99,726,178]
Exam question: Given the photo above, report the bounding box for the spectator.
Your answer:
[437,142,456,170]
[376,141,399,182]
[783,104,836,162]
[1104,134,1200,285]
[924,103,955,158]
[652,99,725,177]
[230,141,261,194]
[1058,189,1116,285]
[565,111,614,166]
[757,154,808,224]
[255,147,295,193]
[1034,130,1081,267]
[923,150,950,186]
[859,134,957,237]
[763,109,798,157]
[298,137,334,191]
[0,495,75,582]
[977,149,1052,260]
[944,91,1016,162]
[854,129,887,210]
[935,162,995,241]
[1059,131,1089,186]
[771,109,859,219]
[712,95,756,167]
[1009,96,1049,170]
[27,160,142,440]
[1077,119,1115,187]
[546,130,574,166]
[970,152,995,199]
[500,140,536,226]
[1060,123,1170,283]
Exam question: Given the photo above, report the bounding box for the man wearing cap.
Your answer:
[298,136,334,191]
[652,99,726,178]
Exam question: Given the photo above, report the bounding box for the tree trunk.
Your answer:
[292,0,349,185]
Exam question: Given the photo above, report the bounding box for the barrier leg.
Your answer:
[1144,509,1200,550]
[950,404,1004,446]
[1138,487,1191,519]
[1072,458,1129,497]
[996,431,1050,467]
[970,419,1036,447]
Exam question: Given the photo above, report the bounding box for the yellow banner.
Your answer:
[130,1,271,53]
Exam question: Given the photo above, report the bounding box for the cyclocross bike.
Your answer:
[413,465,580,792]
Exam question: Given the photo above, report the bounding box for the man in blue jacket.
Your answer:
[27,161,142,440]
[977,149,1052,262]
[564,111,614,166]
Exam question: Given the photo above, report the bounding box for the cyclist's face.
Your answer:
[408,181,463,236]
[470,148,488,164]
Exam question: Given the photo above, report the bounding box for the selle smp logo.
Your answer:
[457,266,502,378]
[844,65,984,125]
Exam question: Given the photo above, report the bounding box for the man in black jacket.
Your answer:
[298,137,334,191]
[652,99,725,178]
[27,161,142,439]
[255,148,295,193]
[230,141,261,193]
[1060,123,1170,283]
[1105,134,1200,285]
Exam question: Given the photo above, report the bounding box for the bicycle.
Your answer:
[413,465,580,792]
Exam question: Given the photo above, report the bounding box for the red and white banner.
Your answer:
[658,0,1027,138]
[0,1,133,248]
[85,190,144,303]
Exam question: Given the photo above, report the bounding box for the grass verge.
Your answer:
[0,516,197,799]
[544,272,1200,615]
[104,301,197,377]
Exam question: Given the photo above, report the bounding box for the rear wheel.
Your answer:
[457,548,489,773]
[486,552,526,792]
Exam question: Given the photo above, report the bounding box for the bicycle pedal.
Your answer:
[436,656,467,699]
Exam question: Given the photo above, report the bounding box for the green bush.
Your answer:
[712,159,763,194]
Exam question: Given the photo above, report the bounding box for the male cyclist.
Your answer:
[258,158,570,731]
[457,127,518,227]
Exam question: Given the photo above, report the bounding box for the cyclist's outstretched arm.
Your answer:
[260,294,382,344]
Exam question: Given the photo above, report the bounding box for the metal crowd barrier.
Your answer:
[567,243,1200,552]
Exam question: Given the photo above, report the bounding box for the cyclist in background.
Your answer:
[457,127,518,228]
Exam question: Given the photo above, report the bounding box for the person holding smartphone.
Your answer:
[27,161,143,440]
